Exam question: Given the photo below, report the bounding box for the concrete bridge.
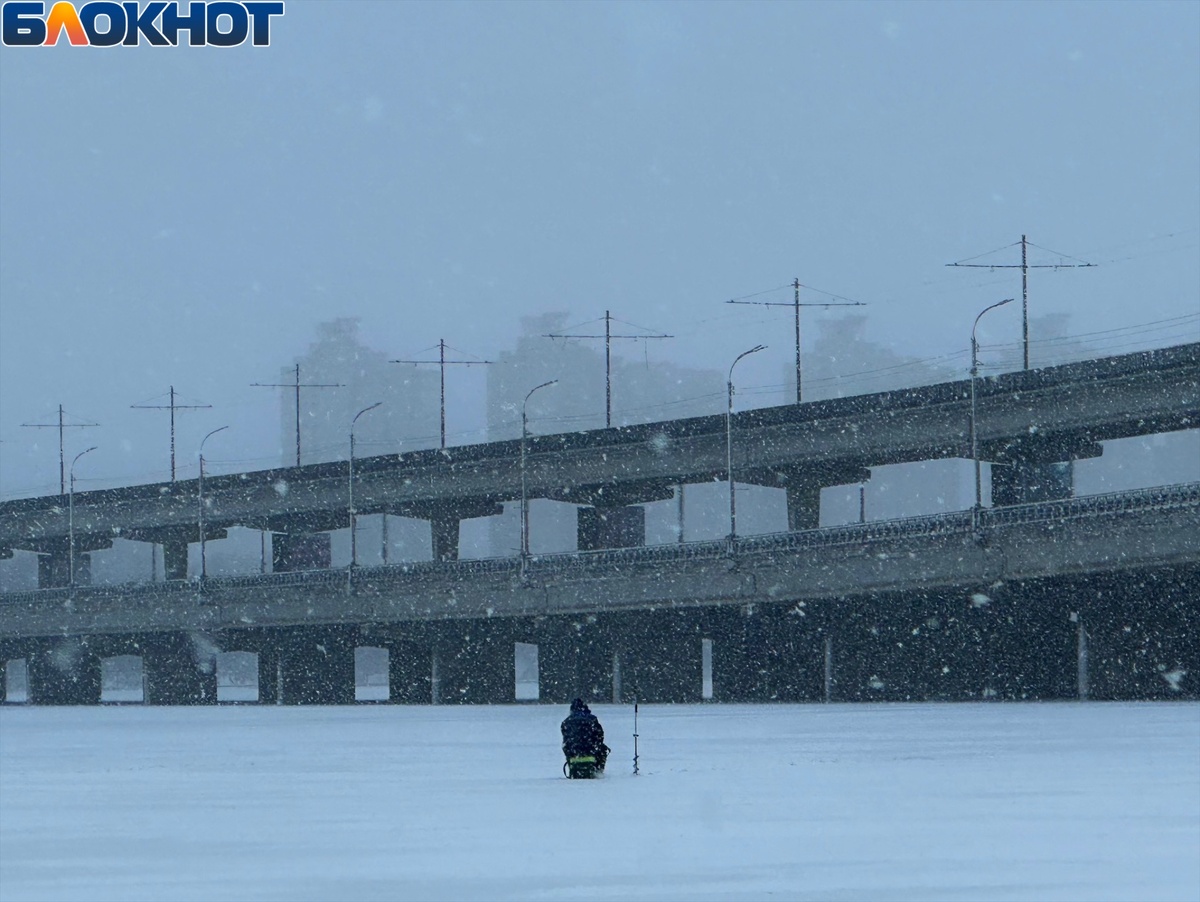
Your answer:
[3,342,1197,583]
[3,483,1197,706]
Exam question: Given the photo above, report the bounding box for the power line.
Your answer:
[727,277,867,402]
[130,386,211,482]
[391,339,493,449]
[20,405,99,495]
[545,310,672,427]
[251,364,343,467]
[947,234,1096,370]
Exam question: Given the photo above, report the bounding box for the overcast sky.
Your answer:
[1,0,1197,497]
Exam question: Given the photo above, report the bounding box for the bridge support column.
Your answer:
[537,616,616,704]
[709,606,757,701]
[431,516,460,562]
[143,633,217,705]
[162,538,189,581]
[606,610,702,704]
[36,548,87,588]
[435,619,515,703]
[272,533,332,572]
[27,641,102,705]
[780,466,872,532]
[279,628,355,704]
[256,643,283,704]
[984,435,1102,507]
[712,604,825,701]
[378,633,433,704]
[992,461,1074,506]
[577,505,646,551]
[1065,566,1199,700]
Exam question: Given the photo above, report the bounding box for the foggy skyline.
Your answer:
[2,1,1198,498]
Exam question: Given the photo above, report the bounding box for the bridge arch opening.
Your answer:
[101,654,144,703]
[215,651,259,703]
[4,658,29,703]
[515,642,539,701]
[701,638,714,700]
[355,646,389,702]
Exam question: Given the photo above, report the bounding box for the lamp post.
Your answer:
[970,299,1014,521]
[68,446,97,588]
[198,426,228,581]
[349,402,383,571]
[521,380,557,573]
[727,345,766,552]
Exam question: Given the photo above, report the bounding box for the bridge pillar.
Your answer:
[434,619,515,703]
[537,616,616,704]
[272,533,332,572]
[708,606,756,701]
[1066,566,1199,700]
[142,633,218,705]
[991,461,1074,506]
[431,515,460,562]
[26,640,102,705]
[278,628,355,704]
[36,548,88,588]
[780,466,872,531]
[577,506,646,551]
[709,604,825,701]
[379,632,433,703]
[162,537,189,581]
[984,435,1102,507]
[607,609,702,704]
[256,642,283,704]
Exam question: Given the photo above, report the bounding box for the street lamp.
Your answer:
[727,345,766,552]
[198,426,228,581]
[971,299,1015,520]
[349,402,382,570]
[521,380,558,572]
[68,446,97,588]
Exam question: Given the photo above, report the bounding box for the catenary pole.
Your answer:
[727,279,865,403]
[21,404,97,495]
[252,365,343,467]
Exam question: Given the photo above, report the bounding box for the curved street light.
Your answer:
[521,380,558,571]
[68,446,97,588]
[727,345,766,552]
[349,402,383,570]
[198,426,229,581]
[971,299,1015,520]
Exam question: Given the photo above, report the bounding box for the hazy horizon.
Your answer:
[3,1,1198,498]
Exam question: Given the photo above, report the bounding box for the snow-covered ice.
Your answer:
[1,702,1197,901]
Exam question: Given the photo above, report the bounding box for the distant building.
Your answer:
[278,317,440,466]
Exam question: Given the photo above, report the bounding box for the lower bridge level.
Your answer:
[4,564,1196,704]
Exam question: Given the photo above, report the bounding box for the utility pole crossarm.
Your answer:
[727,278,867,403]
[131,386,212,482]
[947,235,1096,370]
[21,405,98,495]
[391,339,493,449]
[544,311,672,427]
[252,364,343,467]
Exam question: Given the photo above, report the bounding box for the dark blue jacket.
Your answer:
[561,699,606,762]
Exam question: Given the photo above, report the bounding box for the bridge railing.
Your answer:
[1,482,1196,605]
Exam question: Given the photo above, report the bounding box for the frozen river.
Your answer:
[1,702,1197,901]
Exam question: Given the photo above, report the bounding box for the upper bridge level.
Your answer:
[2,342,1197,585]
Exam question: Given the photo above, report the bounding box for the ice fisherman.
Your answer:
[561,698,609,778]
